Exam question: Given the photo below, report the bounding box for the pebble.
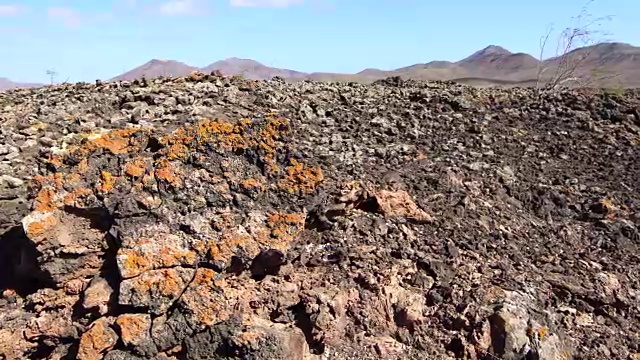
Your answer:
[1,175,24,188]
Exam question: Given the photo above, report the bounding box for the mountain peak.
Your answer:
[216,58,264,66]
[109,58,198,81]
[147,58,174,64]
[459,45,513,64]
[480,45,511,55]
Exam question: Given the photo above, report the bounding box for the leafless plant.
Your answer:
[536,0,617,90]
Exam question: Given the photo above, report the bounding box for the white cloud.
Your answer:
[0,4,26,16]
[158,0,201,15]
[230,0,303,8]
[47,7,83,28]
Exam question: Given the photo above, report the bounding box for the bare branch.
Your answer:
[536,24,553,89]
[536,0,616,90]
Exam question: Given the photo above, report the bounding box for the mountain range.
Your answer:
[0,78,43,92]
[3,42,640,90]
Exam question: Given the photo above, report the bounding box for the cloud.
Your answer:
[230,0,303,8]
[0,4,27,16]
[157,0,203,15]
[47,7,83,28]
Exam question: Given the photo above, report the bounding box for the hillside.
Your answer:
[109,59,199,81]
[109,41,640,88]
[201,57,308,80]
[0,78,42,91]
[0,73,638,359]
[3,42,640,91]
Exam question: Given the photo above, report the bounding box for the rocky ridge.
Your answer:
[0,73,639,359]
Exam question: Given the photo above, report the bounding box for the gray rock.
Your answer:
[1,175,24,188]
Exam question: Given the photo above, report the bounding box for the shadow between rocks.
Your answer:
[0,225,54,296]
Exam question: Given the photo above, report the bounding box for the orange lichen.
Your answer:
[119,251,153,279]
[208,233,255,262]
[159,117,290,164]
[118,242,197,278]
[158,269,184,296]
[77,319,117,360]
[81,128,149,155]
[207,209,305,264]
[33,172,65,191]
[96,171,116,193]
[158,246,197,268]
[154,160,182,187]
[265,163,281,176]
[193,268,217,285]
[124,158,147,177]
[77,158,89,172]
[26,213,58,238]
[179,269,235,327]
[33,188,57,212]
[44,154,63,168]
[63,188,94,207]
[52,172,64,189]
[278,158,324,194]
[115,314,150,346]
[267,212,305,228]
[538,326,549,339]
[264,211,305,248]
[241,178,264,191]
[135,268,185,297]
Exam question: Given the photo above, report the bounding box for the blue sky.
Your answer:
[1,0,638,83]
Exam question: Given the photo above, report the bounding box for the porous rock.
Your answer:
[0,75,638,359]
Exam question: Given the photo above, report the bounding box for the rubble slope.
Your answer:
[0,74,639,359]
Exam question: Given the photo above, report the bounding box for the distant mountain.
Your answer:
[539,42,640,85]
[456,45,540,78]
[109,59,199,82]
[107,42,640,88]
[0,77,42,92]
[201,57,307,80]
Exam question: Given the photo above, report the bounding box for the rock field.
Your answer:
[0,73,639,359]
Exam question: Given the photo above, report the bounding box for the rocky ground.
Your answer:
[0,73,639,359]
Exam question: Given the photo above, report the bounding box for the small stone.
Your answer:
[64,279,86,295]
[0,145,12,155]
[185,322,309,360]
[77,318,118,360]
[115,313,156,356]
[1,175,24,188]
[39,137,55,146]
[374,189,433,223]
[4,152,20,161]
[427,289,444,305]
[118,268,194,315]
[83,276,115,315]
[19,139,38,150]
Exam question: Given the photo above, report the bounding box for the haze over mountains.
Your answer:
[0,78,42,92]
[3,42,640,91]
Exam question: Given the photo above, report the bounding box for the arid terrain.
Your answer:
[3,42,640,91]
[0,73,639,359]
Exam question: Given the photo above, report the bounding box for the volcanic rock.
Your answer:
[0,75,638,359]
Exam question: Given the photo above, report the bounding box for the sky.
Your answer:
[0,0,638,83]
